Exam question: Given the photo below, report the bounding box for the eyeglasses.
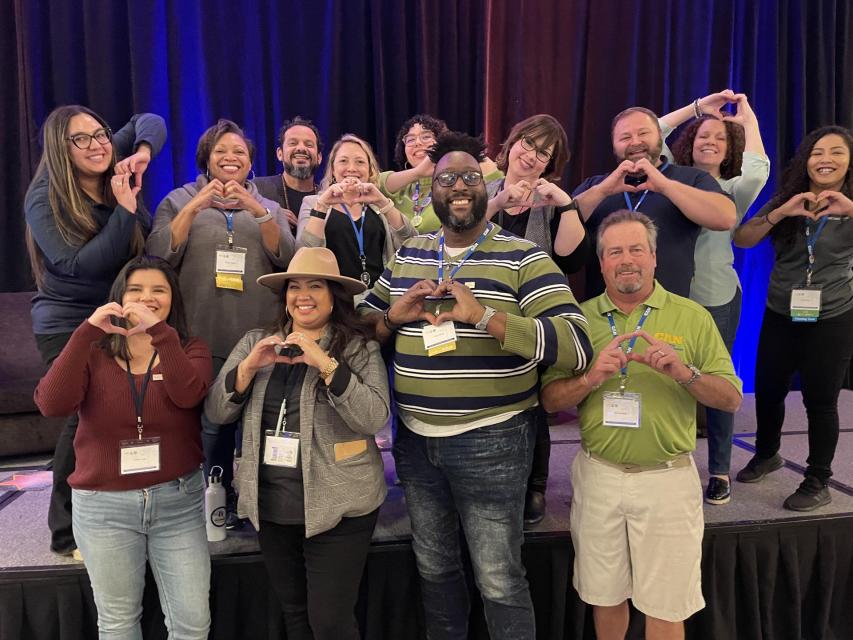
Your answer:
[67,128,112,150]
[520,136,552,163]
[434,171,484,187]
[403,132,437,146]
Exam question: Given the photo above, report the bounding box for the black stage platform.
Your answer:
[2,392,852,640]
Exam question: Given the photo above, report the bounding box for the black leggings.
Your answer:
[34,331,77,553]
[754,306,853,482]
[257,510,379,640]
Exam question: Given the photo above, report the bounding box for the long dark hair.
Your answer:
[99,256,190,360]
[769,125,853,245]
[274,281,376,363]
[670,115,745,179]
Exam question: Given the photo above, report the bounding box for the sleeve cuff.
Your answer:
[327,362,352,396]
[224,366,252,403]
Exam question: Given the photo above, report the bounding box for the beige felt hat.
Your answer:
[256,247,367,295]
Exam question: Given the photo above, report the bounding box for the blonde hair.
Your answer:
[25,105,145,288]
[319,134,380,189]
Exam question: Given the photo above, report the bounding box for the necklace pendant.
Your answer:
[412,213,423,227]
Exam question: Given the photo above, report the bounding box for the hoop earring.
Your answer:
[206,167,211,181]
[248,167,255,181]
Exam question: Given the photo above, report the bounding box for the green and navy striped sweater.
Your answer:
[360,224,593,429]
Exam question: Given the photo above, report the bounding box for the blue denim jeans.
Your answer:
[704,288,742,475]
[394,410,536,640]
[72,470,211,640]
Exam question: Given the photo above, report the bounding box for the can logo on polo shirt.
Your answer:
[654,332,684,347]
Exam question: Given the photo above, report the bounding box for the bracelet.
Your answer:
[254,208,273,224]
[310,208,328,220]
[678,363,702,386]
[557,200,579,215]
[377,198,394,215]
[692,98,702,119]
[320,357,339,380]
[764,212,778,226]
[383,309,400,332]
[475,306,497,331]
[582,372,602,390]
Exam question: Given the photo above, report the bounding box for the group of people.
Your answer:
[24,91,853,640]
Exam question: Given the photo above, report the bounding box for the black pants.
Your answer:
[34,331,77,553]
[527,405,550,493]
[257,510,379,640]
[754,306,853,482]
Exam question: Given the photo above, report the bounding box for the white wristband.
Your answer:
[254,208,273,224]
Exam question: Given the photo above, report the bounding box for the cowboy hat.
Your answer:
[257,247,367,295]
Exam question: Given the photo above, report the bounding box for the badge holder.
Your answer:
[790,285,821,323]
[216,244,247,291]
[120,437,162,475]
[602,376,642,429]
[263,399,300,468]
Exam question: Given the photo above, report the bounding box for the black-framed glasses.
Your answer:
[66,128,112,150]
[403,132,436,146]
[520,136,552,163]
[434,170,484,187]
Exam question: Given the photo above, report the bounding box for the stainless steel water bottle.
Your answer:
[205,465,226,542]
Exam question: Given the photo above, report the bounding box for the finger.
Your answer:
[126,324,147,336]
[632,330,658,346]
[103,325,129,336]
[134,169,143,189]
[434,311,457,325]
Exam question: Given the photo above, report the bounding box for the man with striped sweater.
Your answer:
[361,132,593,640]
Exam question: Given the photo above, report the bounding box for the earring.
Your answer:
[248,167,255,181]
[206,168,211,181]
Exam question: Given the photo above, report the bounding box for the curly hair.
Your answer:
[670,116,745,179]
[495,114,571,181]
[195,119,255,173]
[427,131,486,165]
[769,125,853,245]
[393,114,448,168]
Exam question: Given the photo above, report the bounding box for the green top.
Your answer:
[378,168,504,234]
[542,282,742,465]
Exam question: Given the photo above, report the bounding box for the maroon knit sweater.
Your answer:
[34,320,212,490]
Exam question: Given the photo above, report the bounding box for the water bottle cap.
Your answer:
[209,465,224,484]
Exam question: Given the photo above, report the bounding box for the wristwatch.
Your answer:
[320,357,339,380]
[475,306,497,331]
[254,208,273,224]
[678,363,702,386]
[309,208,328,220]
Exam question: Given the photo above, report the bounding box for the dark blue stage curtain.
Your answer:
[483,0,853,391]
[3,0,852,389]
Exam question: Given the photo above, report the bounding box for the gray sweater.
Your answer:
[146,176,295,360]
[204,328,389,537]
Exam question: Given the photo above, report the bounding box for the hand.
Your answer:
[387,280,440,326]
[697,89,737,118]
[241,335,292,373]
[598,160,645,196]
[631,158,670,193]
[186,179,225,214]
[433,280,484,326]
[354,182,388,206]
[627,330,691,382]
[774,193,820,220]
[87,302,129,336]
[110,173,141,213]
[282,332,329,370]
[281,208,299,227]
[533,178,572,207]
[114,145,152,189]
[223,180,266,217]
[495,180,534,210]
[721,93,756,126]
[584,333,634,387]
[414,155,435,178]
[122,302,163,336]
[317,177,361,206]
[814,190,853,218]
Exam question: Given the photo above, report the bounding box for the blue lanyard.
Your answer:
[437,223,492,283]
[804,218,828,286]
[606,305,652,392]
[222,211,236,247]
[412,181,432,214]
[622,160,668,212]
[340,203,366,259]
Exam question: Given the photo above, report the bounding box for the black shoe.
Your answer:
[225,488,244,530]
[705,477,731,505]
[523,490,546,525]
[783,476,831,511]
[735,453,784,483]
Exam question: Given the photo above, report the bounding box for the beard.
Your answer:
[619,137,664,165]
[284,158,318,180]
[613,267,645,294]
[433,190,489,233]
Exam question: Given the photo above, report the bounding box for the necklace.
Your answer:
[280,174,318,211]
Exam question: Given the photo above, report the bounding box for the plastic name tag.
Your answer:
[215,246,247,274]
[119,437,161,475]
[263,430,300,468]
[423,321,457,356]
[790,288,821,322]
[602,392,641,429]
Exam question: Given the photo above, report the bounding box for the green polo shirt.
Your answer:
[542,282,742,465]
[379,169,504,235]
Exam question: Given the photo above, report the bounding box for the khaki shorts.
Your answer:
[570,450,705,622]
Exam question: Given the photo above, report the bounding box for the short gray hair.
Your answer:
[596,210,658,258]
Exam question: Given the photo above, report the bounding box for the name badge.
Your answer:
[215,245,247,292]
[263,430,300,468]
[790,288,821,322]
[119,437,161,475]
[423,321,457,356]
[602,392,641,429]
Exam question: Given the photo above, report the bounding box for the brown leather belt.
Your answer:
[583,448,692,473]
